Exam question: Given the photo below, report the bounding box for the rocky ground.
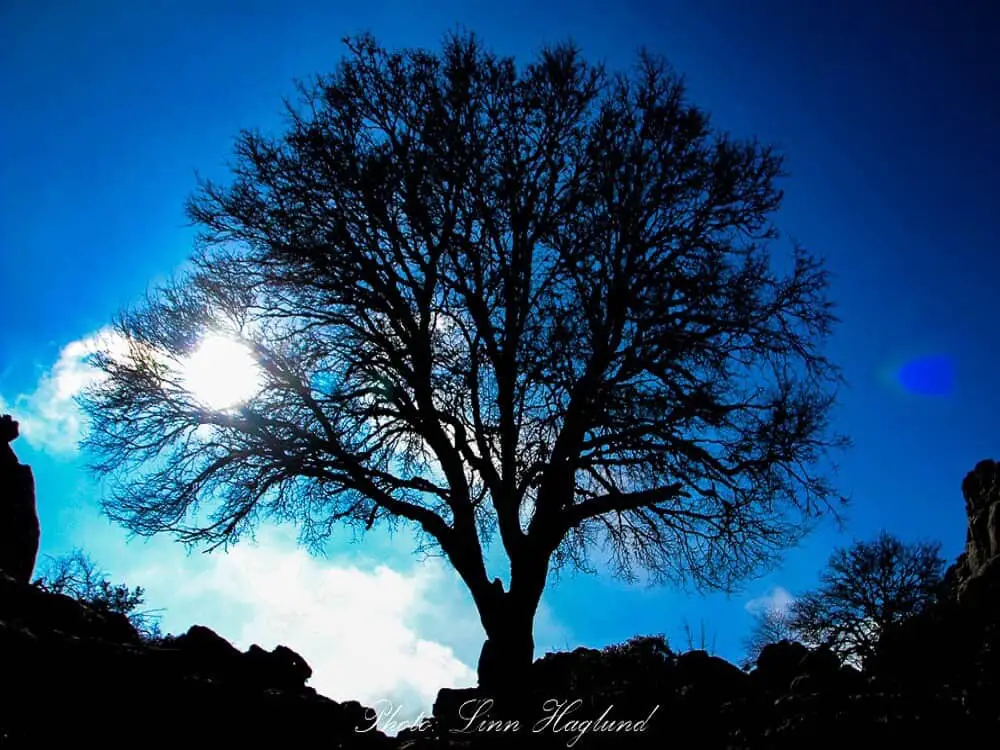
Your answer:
[3,444,1000,747]
[0,570,394,748]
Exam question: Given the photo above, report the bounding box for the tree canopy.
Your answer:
[80,31,847,687]
[788,531,945,666]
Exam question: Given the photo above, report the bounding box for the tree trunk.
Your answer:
[477,596,536,692]
[474,552,550,694]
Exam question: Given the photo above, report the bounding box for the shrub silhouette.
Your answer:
[32,548,164,641]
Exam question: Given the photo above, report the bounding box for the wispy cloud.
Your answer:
[745,586,795,616]
[0,328,122,454]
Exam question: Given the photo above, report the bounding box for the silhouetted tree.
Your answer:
[33,549,164,640]
[80,32,847,691]
[741,603,797,669]
[789,531,945,667]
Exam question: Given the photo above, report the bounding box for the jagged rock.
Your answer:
[432,686,485,733]
[788,673,816,695]
[0,415,40,584]
[244,642,313,690]
[956,460,1000,588]
[531,646,606,695]
[752,640,810,691]
[675,648,749,701]
[171,623,244,678]
[174,623,242,658]
[796,643,852,695]
[158,625,314,692]
[0,570,140,644]
[837,663,866,692]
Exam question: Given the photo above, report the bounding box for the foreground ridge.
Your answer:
[2,439,999,747]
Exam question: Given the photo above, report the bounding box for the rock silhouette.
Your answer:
[948,458,1000,600]
[4,449,1000,747]
[0,414,39,584]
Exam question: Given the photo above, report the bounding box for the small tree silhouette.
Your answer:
[789,531,945,667]
[741,603,798,668]
[80,31,847,690]
[33,548,164,640]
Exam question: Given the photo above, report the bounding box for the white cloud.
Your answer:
[58,516,480,731]
[61,512,578,732]
[161,531,477,710]
[1,328,125,454]
[745,586,795,616]
[55,512,566,733]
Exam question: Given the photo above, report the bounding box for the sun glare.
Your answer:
[181,333,262,411]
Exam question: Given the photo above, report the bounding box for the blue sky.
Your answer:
[2,0,998,723]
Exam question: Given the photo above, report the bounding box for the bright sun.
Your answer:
[181,333,262,411]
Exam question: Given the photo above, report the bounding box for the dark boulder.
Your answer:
[751,640,810,692]
[675,649,749,701]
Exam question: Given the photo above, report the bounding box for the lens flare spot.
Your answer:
[895,354,954,397]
